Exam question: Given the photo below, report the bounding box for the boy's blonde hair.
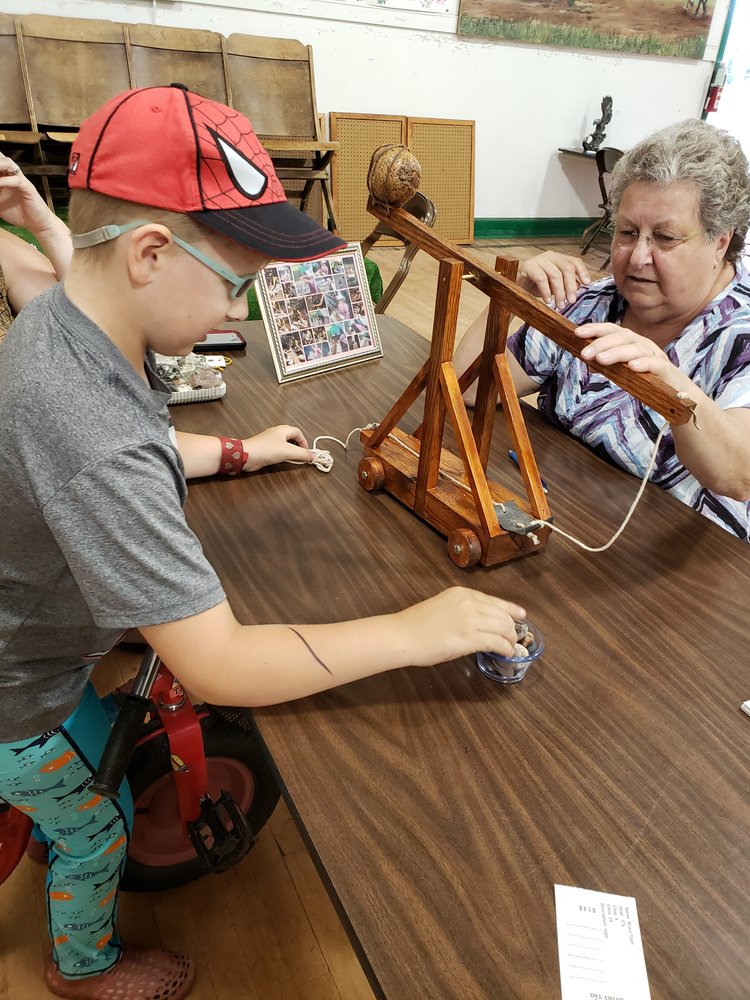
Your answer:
[68,190,212,265]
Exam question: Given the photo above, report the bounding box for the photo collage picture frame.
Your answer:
[255,243,382,383]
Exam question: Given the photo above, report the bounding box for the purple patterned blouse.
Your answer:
[507,260,750,541]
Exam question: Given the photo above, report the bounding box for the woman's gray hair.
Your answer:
[609,119,750,264]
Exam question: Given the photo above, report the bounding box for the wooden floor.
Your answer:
[0,236,608,1000]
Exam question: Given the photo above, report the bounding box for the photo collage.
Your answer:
[257,244,382,382]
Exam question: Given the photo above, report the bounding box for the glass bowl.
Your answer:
[475,620,545,684]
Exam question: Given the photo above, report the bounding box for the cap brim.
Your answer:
[189,200,347,263]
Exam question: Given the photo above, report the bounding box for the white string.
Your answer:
[539,424,669,552]
[293,419,668,553]
[313,426,372,452]
[288,425,376,473]
[308,449,335,473]
[287,448,335,472]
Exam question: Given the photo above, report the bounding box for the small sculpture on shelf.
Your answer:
[582,95,613,153]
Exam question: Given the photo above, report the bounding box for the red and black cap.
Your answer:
[68,83,346,263]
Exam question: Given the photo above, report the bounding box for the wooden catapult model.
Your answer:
[357,196,696,569]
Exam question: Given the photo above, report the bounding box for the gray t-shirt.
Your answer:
[0,284,225,741]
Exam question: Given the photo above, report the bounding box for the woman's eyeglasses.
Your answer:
[611,228,700,255]
[71,222,260,299]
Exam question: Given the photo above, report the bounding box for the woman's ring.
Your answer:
[650,349,656,358]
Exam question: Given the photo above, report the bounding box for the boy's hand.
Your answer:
[394,587,527,666]
[243,424,313,472]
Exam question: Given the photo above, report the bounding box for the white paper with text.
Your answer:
[555,884,651,1000]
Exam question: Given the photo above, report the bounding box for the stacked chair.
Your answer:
[225,34,339,232]
[0,12,338,225]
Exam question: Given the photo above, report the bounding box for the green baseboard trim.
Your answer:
[474,218,596,239]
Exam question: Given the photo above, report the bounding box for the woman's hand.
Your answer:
[0,154,58,236]
[575,323,684,390]
[518,251,591,310]
[575,322,750,499]
[0,155,72,287]
[243,424,313,472]
[394,586,526,665]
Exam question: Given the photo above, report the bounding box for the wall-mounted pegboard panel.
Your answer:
[406,117,474,244]
[330,112,407,244]
[330,112,474,245]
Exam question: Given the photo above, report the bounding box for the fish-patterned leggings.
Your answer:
[0,682,133,978]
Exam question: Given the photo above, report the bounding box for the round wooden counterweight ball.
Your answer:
[367,144,421,207]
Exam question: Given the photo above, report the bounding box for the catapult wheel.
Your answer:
[447,528,481,568]
[358,456,385,492]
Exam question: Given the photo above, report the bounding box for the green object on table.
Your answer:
[246,256,383,319]
[246,289,262,321]
[365,256,383,302]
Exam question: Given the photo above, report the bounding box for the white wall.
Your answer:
[0,0,729,220]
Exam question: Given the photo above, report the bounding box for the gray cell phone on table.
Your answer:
[193,329,247,352]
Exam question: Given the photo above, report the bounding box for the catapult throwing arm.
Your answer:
[365,198,695,427]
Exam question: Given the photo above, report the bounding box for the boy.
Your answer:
[0,85,525,1000]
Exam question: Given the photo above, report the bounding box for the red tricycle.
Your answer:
[0,646,279,892]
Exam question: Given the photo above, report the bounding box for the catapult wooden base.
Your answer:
[358,196,694,569]
[359,425,551,567]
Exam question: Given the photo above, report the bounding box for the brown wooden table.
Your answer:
[173,316,750,1000]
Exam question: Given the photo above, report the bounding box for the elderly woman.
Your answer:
[454,119,750,541]
[0,154,71,338]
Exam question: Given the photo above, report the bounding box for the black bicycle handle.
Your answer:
[90,693,152,800]
[90,646,162,800]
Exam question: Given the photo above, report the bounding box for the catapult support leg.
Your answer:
[493,354,551,522]
[440,361,499,539]
[415,259,464,515]
[472,256,519,469]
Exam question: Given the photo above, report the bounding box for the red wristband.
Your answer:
[218,437,249,476]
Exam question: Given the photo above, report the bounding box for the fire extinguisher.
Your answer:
[705,62,726,114]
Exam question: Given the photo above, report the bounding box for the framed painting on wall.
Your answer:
[457,0,718,59]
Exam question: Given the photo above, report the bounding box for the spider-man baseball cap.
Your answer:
[67,83,347,262]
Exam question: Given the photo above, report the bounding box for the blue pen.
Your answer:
[508,450,549,494]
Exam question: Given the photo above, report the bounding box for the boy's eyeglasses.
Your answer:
[611,228,700,256]
[71,222,260,299]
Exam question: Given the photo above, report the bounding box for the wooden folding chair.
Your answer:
[580,146,624,267]
[0,14,52,207]
[125,23,230,105]
[226,34,339,232]
[14,14,132,205]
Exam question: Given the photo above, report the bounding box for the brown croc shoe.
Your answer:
[44,948,195,1000]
